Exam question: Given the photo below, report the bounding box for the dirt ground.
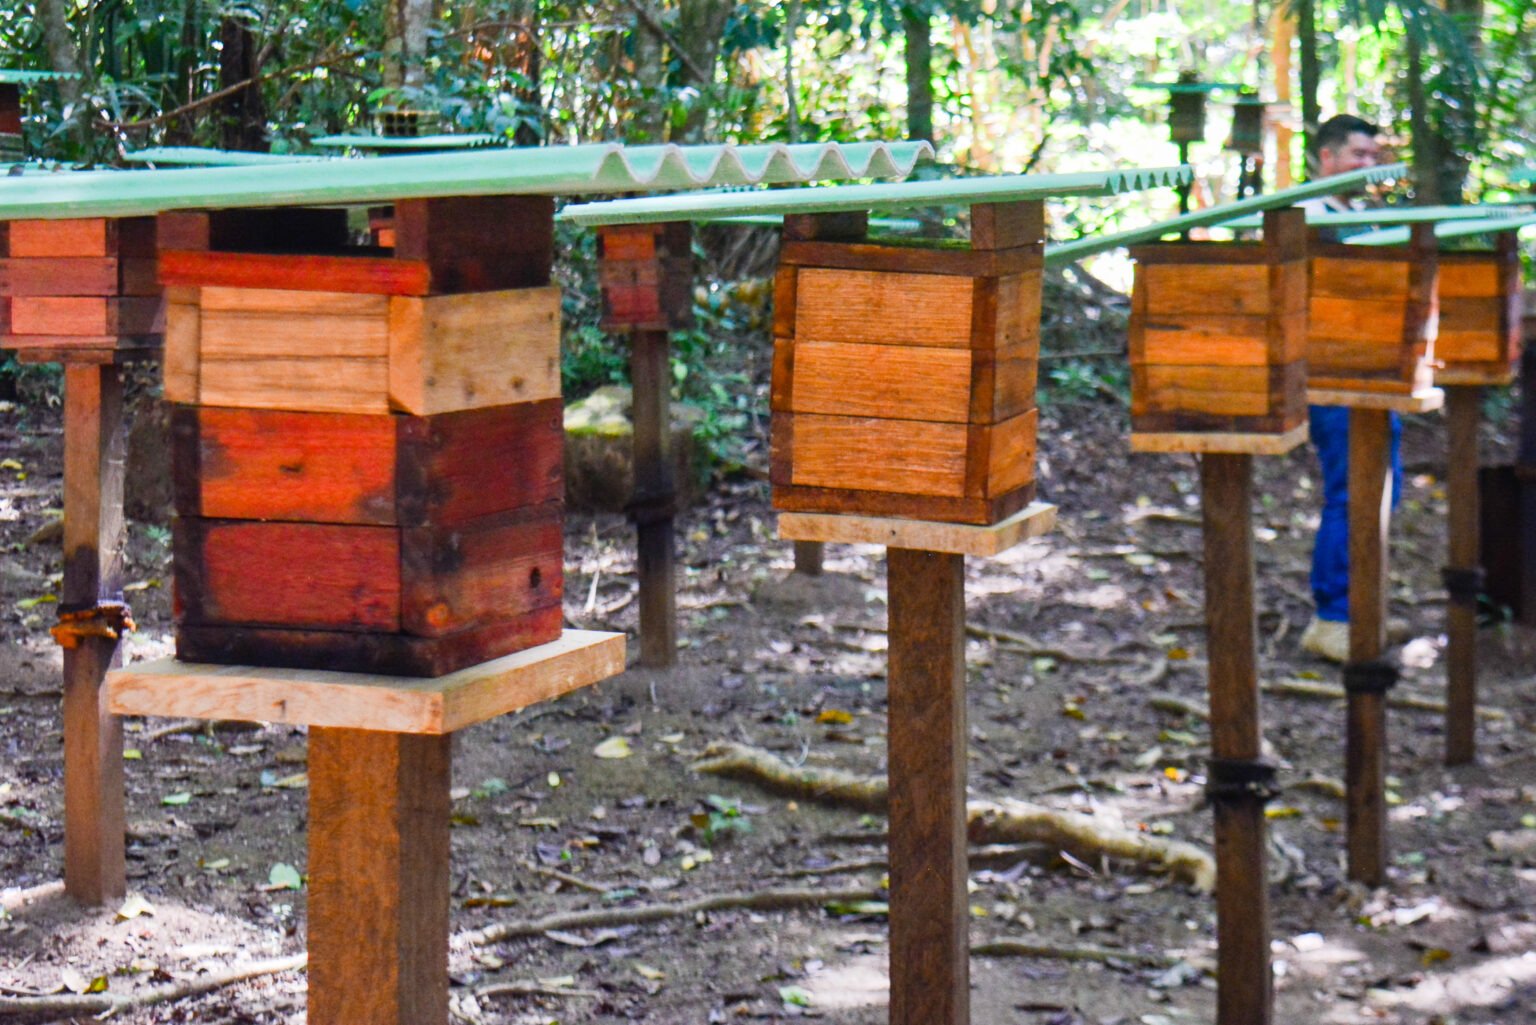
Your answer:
[3,386,1536,1025]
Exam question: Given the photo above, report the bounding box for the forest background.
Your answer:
[0,0,1534,431]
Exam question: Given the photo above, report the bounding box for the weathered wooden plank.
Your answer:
[198,355,392,414]
[0,257,120,296]
[777,501,1055,557]
[1141,263,1272,316]
[629,328,677,668]
[108,631,625,731]
[387,287,561,415]
[886,548,969,1025]
[777,412,971,497]
[1445,385,1480,766]
[394,195,554,293]
[8,296,161,337]
[969,200,1043,250]
[1311,255,1410,299]
[395,400,564,526]
[176,518,403,632]
[161,288,200,404]
[1136,317,1272,367]
[61,364,128,907]
[159,249,433,295]
[794,267,976,348]
[8,218,111,258]
[780,239,1042,278]
[174,606,567,678]
[308,728,450,1025]
[782,340,975,421]
[772,478,1033,526]
[1132,365,1274,418]
[400,505,564,637]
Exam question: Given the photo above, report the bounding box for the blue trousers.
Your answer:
[1310,405,1402,622]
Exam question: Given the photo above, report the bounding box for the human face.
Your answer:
[1319,131,1380,177]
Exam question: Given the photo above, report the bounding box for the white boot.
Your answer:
[1300,617,1350,663]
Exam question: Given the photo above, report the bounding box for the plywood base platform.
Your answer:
[777,501,1056,557]
[106,630,625,735]
[1307,387,1444,413]
[1130,422,1309,456]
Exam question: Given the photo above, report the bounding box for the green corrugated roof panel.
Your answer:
[561,166,1190,226]
[1221,202,1530,230]
[125,146,327,166]
[0,140,935,220]
[1346,211,1536,247]
[311,133,505,151]
[0,69,82,84]
[1043,163,1405,267]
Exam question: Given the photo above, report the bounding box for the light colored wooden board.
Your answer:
[787,413,970,497]
[1307,387,1444,412]
[1142,263,1272,316]
[388,287,561,416]
[198,355,391,414]
[161,288,200,403]
[200,286,390,317]
[1433,367,1516,387]
[777,501,1056,557]
[991,271,1042,348]
[1131,422,1308,455]
[788,340,974,421]
[794,267,975,348]
[199,290,390,359]
[1311,257,1409,299]
[106,629,625,734]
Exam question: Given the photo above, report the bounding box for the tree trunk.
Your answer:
[35,0,89,153]
[512,0,543,146]
[1406,35,1442,204]
[675,0,732,141]
[384,0,434,92]
[218,16,268,151]
[1297,0,1320,168]
[904,7,934,143]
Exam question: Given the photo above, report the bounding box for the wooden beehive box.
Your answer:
[0,217,160,363]
[1128,207,1308,439]
[597,222,693,332]
[159,198,566,676]
[1306,223,1437,395]
[1435,234,1523,385]
[770,205,1041,525]
[0,82,21,161]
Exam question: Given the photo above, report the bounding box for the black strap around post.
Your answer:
[1342,659,1399,696]
[1205,757,1281,804]
[625,493,681,526]
[1441,566,1485,609]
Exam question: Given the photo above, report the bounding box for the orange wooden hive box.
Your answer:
[597,221,693,333]
[160,198,566,676]
[1128,207,1308,439]
[1306,223,1438,396]
[770,205,1041,526]
[0,216,161,364]
[1434,233,1523,386]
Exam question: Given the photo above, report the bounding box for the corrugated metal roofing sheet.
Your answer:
[0,140,933,220]
[561,166,1190,226]
[311,133,504,151]
[0,70,81,84]
[124,147,326,166]
[1220,202,1530,230]
[1346,212,1536,246]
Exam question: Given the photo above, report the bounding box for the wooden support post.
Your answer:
[793,540,824,576]
[1444,385,1480,765]
[1199,454,1273,1025]
[1517,340,1536,628]
[1346,408,1393,885]
[886,547,968,1025]
[61,363,127,906]
[630,327,677,667]
[308,728,451,1025]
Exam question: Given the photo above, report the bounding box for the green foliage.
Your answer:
[690,794,752,846]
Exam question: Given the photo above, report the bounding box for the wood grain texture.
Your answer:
[176,518,403,631]
[161,287,200,403]
[8,296,161,337]
[772,480,1034,526]
[1132,365,1275,418]
[61,364,129,906]
[1311,253,1410,299]
[780,238,1042,278]
[970,200,1043,250]
[0,257,121,297]
[308,728,450,1025]
[630,328,677,668]
[794,267,975,347]
[8,219,110,257]
[395,399,564,526]
[777,500,1055,557]
[1444,385,1480,766]
[1199,454,1273,1025]
[886,548,969,1025]
[108,631,625,731]
[159,249,432,295]
[387,287,561,415]
[394,195,554,293]
[1346,408,1392,886]
[1130,422,1308,455]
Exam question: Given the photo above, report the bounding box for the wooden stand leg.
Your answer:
[1199,454,1273,1025]
[61,364,127,905]
[793,540,824,576]
[630,328,677,668]
[1517,343,1536,628]
[308,728,451,1025]
[1346,408,1392,885]
[1444,386,1480,766]
[886,548,967,1025]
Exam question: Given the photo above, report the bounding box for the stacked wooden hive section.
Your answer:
[1306,224,1438,396]
[160,199,565,676]
[597,222,693,333]
[770,205,1042,525]
[0,217,160,363]
[1127,208,1308,440]
[1435,233,1523,385]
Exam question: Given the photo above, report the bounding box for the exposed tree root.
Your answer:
[692,742,1216,891]
[0,954,305,1022]
[1263,678,1509,719]
[461,887,882,947]
[971,939,1179,967]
